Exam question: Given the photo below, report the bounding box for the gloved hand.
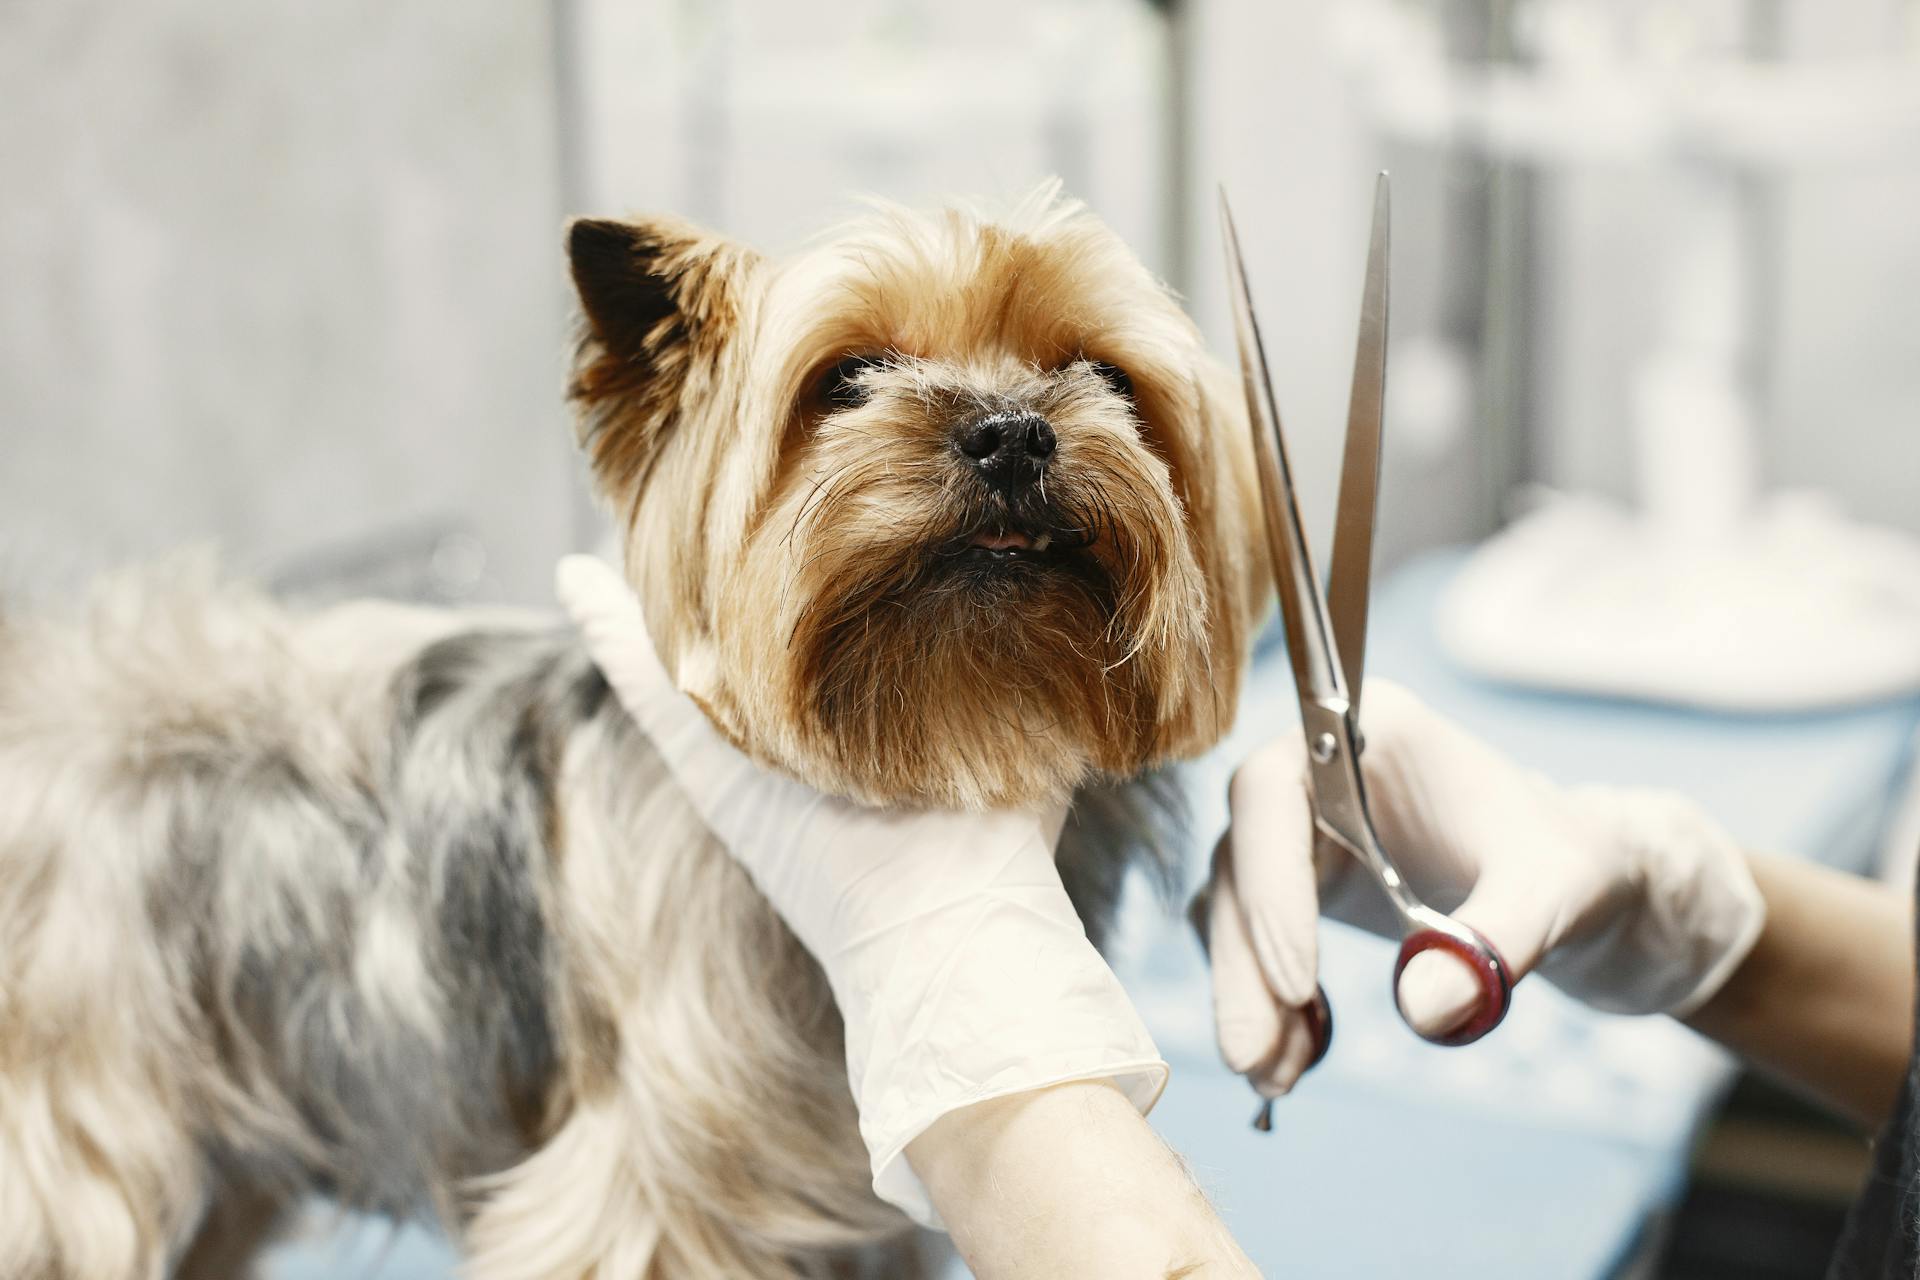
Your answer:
[556,555,1167,1229]
[1200,679,1766,1100]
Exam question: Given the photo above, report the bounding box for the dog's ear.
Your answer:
[566,215,759,506]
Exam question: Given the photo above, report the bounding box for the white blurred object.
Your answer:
[1388,334,1473,460]
[1627,165,1760,540]
[1438,491,1920,711]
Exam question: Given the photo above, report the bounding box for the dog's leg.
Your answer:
[173,1186,288,1280]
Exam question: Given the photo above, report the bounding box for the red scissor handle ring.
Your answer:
[1392,926,1513,1047]
[1253,984,1335,1132]
[1303,982,1334,1068]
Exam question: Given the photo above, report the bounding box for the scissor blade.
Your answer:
[1327,172,1390,716]
[1218,189,1345,709]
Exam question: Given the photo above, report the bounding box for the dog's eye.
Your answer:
[1085,360,1135,404]
[818,355,881,411]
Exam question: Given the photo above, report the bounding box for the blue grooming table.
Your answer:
[265,549,1920,1278]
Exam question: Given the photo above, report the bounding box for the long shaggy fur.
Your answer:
[0,571,921,1278]
[571,185,1265,807]
[0,188,1261,1278]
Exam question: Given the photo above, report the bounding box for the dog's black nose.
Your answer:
[954,411,1055,489]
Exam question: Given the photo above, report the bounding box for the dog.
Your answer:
[0,184,1264,1278]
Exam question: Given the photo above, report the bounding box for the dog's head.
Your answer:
[567,188,1264,808]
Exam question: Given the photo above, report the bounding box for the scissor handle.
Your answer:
[1251,982,1333,1132]
[1302,981,1334,1068]
[1392,923,1512,1047]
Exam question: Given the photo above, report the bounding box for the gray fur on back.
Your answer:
[137,618,610,1214]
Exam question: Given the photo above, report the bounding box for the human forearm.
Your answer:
[907,1080,1259,1280]
[1684,851,1914,1127]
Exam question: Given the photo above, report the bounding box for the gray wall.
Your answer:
[1528,1,1920,531]
[1,2,580,604]
[1182,0,1513,573]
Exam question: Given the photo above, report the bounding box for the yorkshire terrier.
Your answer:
[0,185,1262,1279]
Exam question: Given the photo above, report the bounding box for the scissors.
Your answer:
[1220,174,1513,1130]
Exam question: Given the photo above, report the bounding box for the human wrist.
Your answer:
[1548,785,1766,1016]
[911,1082,1255,1280]
[841,842,1167,1226]
[1682,850,1911,1126]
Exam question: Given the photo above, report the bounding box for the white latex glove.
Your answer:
[556,555,1167,1229]
[1201,679,1766,1099]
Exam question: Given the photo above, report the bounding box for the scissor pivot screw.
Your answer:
[1311,732,1337,763]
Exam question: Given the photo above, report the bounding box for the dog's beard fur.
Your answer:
[0,189,1262,1280]
[755,359,1206,806]
[570,185,1264,807]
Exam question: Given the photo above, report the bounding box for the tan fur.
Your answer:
[570,185,1265,808]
